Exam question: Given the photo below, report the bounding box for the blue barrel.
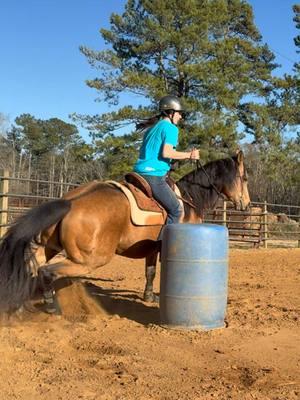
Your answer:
[160,224,228,330]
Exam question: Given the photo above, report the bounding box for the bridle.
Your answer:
[235,169,248,209]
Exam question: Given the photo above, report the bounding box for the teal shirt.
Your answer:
[134,119,178,176]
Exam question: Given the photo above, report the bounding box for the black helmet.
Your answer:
[158,95,185,112]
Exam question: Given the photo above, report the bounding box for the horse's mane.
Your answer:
[177,156,239,218]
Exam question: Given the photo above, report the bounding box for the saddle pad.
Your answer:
[106,181,166,226]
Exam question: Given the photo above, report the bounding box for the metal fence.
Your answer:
[0,170,79,236]
[204,200,300,248]
[0,170,299,247]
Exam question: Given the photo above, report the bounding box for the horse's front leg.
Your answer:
[144,250,160,303]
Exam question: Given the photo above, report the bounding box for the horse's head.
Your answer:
[177,151,251,218]
[222,150,250,211]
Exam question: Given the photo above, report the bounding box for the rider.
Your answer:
[134,95,200,225]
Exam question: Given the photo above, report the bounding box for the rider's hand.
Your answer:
[190,148,200,160]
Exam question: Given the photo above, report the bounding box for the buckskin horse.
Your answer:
[0,150,250,314]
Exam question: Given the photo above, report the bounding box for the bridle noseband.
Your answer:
[235,169,247,209]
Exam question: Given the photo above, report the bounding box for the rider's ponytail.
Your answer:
[135,114,160,131]
[135,110,174,131]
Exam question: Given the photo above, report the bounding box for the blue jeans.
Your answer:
[142,175,182,224]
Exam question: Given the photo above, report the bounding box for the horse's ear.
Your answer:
[236,149,244,164]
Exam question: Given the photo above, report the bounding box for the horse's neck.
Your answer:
[171,183,201,223]
[182,208,203,224]
[176,172,220,218]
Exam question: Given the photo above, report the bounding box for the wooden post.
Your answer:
[222,200,227,227]
[298,221,300,248]
[263,200,268,249]
[0,169,9,238]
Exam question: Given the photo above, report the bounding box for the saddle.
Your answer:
[124,172,156,208]
[106,173,167,226]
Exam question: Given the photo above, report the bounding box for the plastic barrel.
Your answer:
[160,223,228,330]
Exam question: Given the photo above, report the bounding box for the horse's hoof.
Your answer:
[43,291,62,315]
[13,306,26,320]
[44,302,61,315]
[143,292,159,303]
[24,302,39,313]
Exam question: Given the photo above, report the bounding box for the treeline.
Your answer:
[0,114,101,187]
[0,113,299,207]
[0,1,299,206]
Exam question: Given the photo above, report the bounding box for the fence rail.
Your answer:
[203,200,300,248]
[0,170,299,248]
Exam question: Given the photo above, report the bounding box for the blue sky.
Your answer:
[0,0,298,141]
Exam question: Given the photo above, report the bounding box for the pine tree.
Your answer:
[11,115,93,183]
[75,0,279,178]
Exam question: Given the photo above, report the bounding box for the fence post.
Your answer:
[0,169,10,238]
[298,221,300,248]
[263,200,268,249]
[222,200,227,227]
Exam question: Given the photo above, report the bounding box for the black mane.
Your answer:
[177,156,238,218]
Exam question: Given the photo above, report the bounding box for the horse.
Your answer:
[0,150,250,315]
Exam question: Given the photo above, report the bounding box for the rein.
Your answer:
[195,160,225,199]
[176,193,196,209]
[177,160,225,211]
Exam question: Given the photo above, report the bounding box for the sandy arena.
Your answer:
[0,248,299,400]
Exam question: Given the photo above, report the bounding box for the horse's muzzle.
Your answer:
[235,199,249,212]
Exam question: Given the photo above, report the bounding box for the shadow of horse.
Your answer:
[85,282,160,326]
[40,278,160,325]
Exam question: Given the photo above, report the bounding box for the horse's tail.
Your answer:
[0,199,71,313]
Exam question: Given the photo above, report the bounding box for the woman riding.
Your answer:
[134,95,200,225]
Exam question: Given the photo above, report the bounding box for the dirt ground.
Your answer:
[0,248,299,400]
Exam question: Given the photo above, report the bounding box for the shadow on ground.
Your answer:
[84,282,160,326]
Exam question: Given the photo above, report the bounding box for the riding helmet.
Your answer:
[158,95,185,112]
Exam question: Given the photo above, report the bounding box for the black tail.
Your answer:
[0,199,71,314]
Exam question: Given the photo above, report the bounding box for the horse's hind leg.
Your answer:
[38,259,93,314]
[144,250,159,303]
[40,259,91,278]
[33,245,61,302]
